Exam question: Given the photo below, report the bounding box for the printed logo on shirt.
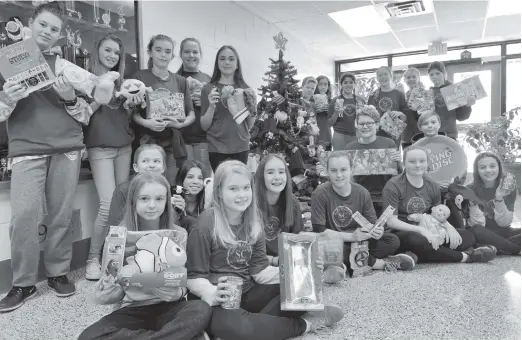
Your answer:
[107,92,123,110]
[406,197,427,214]
[148,88,185,120]
[434,93,446,108]
[265,216,280,241]
[332,205,353,230]
[378,97,393,112]
[226,241,252,270]
[344,104,356,116]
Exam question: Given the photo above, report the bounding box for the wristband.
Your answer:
[62,97,78,107]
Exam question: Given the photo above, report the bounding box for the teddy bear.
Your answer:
[115,79,153,110]
[119,233,186,285]
[408,204,451,243]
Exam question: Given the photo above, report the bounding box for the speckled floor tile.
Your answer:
[0,258,520,340]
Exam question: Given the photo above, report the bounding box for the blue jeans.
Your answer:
[88,145,132,260]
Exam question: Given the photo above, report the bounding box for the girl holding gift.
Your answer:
[78,172,212,340]
[328,72,365,150]
[313,75,333,147]
[382,146,496,263]
[186,160,343,340]
[200,46,256,171]
[367,66,407,148]
[0,2,93,313]
[254,154,304,265]
[85,34,134,281]
[427,61,474,140]
[401,67,424,148]
[311,151,415,275]
[176,38,212,177]
[172,160,210,233]
[466,152,520,255]
[131,34,196,185]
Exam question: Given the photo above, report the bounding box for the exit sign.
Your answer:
[428,42,448,56]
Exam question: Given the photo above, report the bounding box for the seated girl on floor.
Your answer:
[466,151,521,255]
[382,146,496,264]
[254,154,304,266]
[186,160,343,340]
[79,172,212,340]
[171,159,211,233]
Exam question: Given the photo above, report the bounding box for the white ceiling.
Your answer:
[236,0,521,60]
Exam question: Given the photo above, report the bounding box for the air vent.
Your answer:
[385,0,426,18]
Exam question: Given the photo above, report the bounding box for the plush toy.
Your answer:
[115,79,153,109]
[120,233,186,277]
[444,176,484,229]
[55,55,98,96]
[221,85,235,106]
[186,77,204,99]
[408,204,451,243]
[308,121,320,136]
[93,71,120,105]
[335,98,344,117]
[203,178,213,210]
[244,88,257,115]
[274,110,288,124]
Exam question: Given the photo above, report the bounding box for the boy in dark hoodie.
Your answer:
[427,61,475,139]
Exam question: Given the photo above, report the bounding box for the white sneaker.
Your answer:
[86,258,102,280]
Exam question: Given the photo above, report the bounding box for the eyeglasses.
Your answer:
[358,122,376,128]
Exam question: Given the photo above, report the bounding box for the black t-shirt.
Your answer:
[263,195,304,256]
[178,70,211,144]
[467,182,517,229]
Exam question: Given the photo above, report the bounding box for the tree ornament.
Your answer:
[273,32,288,51]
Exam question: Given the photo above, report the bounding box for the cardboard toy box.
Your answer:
[101,226,128,279]
[278,233,324,311]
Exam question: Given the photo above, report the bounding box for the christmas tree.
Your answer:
[250,32,326,201]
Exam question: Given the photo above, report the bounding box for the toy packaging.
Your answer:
[440,75,487,110]
[279,233,324,311]
[147,89,186,122]
[500,172,516,192]
[55,55,98,97]
[316,232,343,267]
[101,226,128,279]
[380,111,407,140]
[0,38,56,94]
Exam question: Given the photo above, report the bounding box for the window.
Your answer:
[506,58,522,111]
[507,43,521,55]
[392,46,501,69]
[398,75,431,92]
[340,58,388,73]
[453,70,492,124]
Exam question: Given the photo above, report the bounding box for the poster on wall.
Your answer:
[440,75,487,110]
[0,38,56,94]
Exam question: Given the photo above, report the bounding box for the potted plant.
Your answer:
[463,106,521,193]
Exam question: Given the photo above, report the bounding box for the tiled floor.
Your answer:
[0,256,520,340]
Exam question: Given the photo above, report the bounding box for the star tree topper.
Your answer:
[273,32,288,51]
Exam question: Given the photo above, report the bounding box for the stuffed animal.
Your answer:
[444,177,485,229]
[274,110,288,124]
[93,71,120,105]
[120,233,186,278]
[186,77,204,99]
[408,204,451,243]
[204,178,213,210]
[115,79,153,109]
[221,85,235,105]
[244,88,257,115]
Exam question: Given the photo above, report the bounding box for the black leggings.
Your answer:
[190,284,306,340]
[395,228,475,263]
[343,233,400,267]
[470,225,521,255]
[209,151,249,172]
[78,300,211,340]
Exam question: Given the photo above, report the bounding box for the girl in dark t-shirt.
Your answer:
[186,160,342,340]
[467,152,520,255]
[254,154,304,264]
[383,146,496,263]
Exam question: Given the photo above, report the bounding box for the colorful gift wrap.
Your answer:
[380,111,407,140]
[440,75,487,110]
[279,233,324,311]
[500,172,517,192]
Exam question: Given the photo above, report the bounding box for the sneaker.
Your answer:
[0,286,37,312]
[192,331,211,340]
[384,252,417,272]
[466,246,496,263]
[86,258,102,281]
[323,263,347,284]
[301,304,344,334]
[48,275,76,297]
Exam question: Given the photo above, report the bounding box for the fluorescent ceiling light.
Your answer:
[487,0,515,18]
[329,5,391,38]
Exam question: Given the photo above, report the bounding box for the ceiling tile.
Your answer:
[484,15,522,40]
[245,1,322,23]
[434,0,488,24]
[311,40,367,58]
[312,0,371,14]
[277,14,350,43]
[394,26,441,49]
[388,13,437,31]
[354,32,403,54]
[438,19,485,44]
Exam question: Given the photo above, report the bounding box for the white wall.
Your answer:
[138,1,334,94]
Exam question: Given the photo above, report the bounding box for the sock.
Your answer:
[461,252,469,263]
[372,258,386,270]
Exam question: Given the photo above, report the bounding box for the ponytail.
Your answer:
[146,34,175,70]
